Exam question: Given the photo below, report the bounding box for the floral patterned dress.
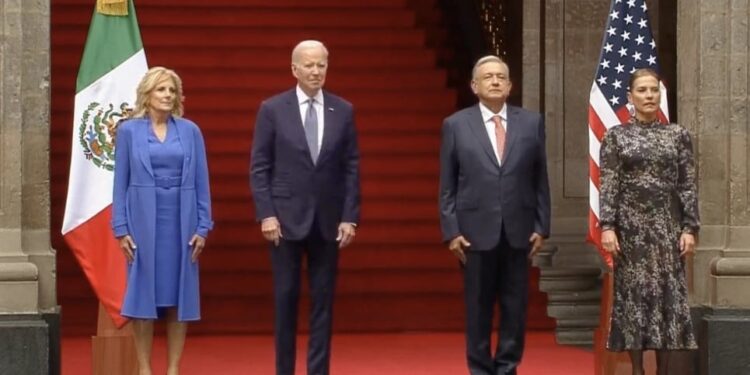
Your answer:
[599,117,699,351]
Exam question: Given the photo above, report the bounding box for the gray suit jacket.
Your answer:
[439,104,550,250]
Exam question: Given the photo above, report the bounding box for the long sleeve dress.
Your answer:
[113,117,213,321]
[599,117,699,351]
[148,122,184,311]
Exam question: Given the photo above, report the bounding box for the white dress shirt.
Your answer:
[479,102,508,166]
[296,85,325,149]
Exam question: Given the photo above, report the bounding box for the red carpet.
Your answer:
[62,331,592,374]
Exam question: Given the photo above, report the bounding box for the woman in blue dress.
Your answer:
[112,66,213,375]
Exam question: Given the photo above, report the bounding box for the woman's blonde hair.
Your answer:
[132,66,184,118]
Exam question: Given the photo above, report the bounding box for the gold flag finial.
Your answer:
[96,0,128,16]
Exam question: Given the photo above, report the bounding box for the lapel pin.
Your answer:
[328,107,334,112]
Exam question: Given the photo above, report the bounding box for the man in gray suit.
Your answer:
[439,55,550,375]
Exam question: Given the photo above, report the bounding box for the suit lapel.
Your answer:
[467,105,500,170]
[317,91,337,165]
[502,106,520,164]
[137,118,155,177]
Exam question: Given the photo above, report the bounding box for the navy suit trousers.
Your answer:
[463,226,530,375]
[271,225,339,375]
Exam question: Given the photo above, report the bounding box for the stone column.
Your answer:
[0,0,58,374]
[540,0,612,268]
[678,0,750,373]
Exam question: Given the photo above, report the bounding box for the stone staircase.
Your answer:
[534,245,603,347]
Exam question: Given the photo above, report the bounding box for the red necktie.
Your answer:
[492,115,506,163]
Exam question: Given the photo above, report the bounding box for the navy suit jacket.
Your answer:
[439,104,550,250]
[250,88,360,241]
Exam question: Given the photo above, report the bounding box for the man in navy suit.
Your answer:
[439,55,551,375]
[250,40,360,375]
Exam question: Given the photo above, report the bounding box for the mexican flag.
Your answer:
[61,0,147,328]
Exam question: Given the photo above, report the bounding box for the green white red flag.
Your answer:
[62,0,147,327]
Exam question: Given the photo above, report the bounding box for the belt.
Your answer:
[154,176,181,188]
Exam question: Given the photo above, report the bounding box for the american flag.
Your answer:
[587,0,669,268]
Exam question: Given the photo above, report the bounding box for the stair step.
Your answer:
[539,278,600,292]
[49,111,450,134]
[541,267,602,278]
[555,318,600,329]
[54,7,417,29]
[54,0,410,8]
[546,289,602,303]
[205,224,443,247]
[200,134,441,154]
[53,27,427,48]
[50,132,442,157]
[52,68,449,91]
[52,104,455,117]
[539,267,602,292]
[211,200,439,222]
[547,303,601,319]
[57,243,452,271]
[207,156,440,177]
[54,46,437,69]
[49,176,441,203]
[52,91,455,112]
[55,226,444,250]
[59,268,462,299]
[554,329,595,347]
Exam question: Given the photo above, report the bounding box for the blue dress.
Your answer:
[123,122,184,317]
[114,117,211,322]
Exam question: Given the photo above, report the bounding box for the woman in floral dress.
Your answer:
[599,68,699,375]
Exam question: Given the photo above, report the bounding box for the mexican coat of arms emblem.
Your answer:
[78,102,132,171]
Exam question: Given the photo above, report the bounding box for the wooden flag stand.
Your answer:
[594,272,656,374]
[91,304,137,375]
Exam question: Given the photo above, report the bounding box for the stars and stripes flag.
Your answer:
[587,0,668,268]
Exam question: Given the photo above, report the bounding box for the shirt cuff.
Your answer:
[113,225,129,238]
[600,224,616,232]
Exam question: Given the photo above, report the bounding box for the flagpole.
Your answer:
[92,303,137,375]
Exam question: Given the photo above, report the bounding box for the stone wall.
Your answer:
[0,0,58,373]
[677,1,750,371]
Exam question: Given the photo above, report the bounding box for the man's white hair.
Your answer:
[471,55,509,80]
[292,40,329,63]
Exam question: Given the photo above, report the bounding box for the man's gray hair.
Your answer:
[292,40,329,63]
[471,55,508,79]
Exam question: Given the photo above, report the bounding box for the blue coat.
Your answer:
[112,116,213,321]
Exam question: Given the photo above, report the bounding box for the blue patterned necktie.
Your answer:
[304,97,319,163]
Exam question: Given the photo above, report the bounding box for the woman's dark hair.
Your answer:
[628,68,661,91]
